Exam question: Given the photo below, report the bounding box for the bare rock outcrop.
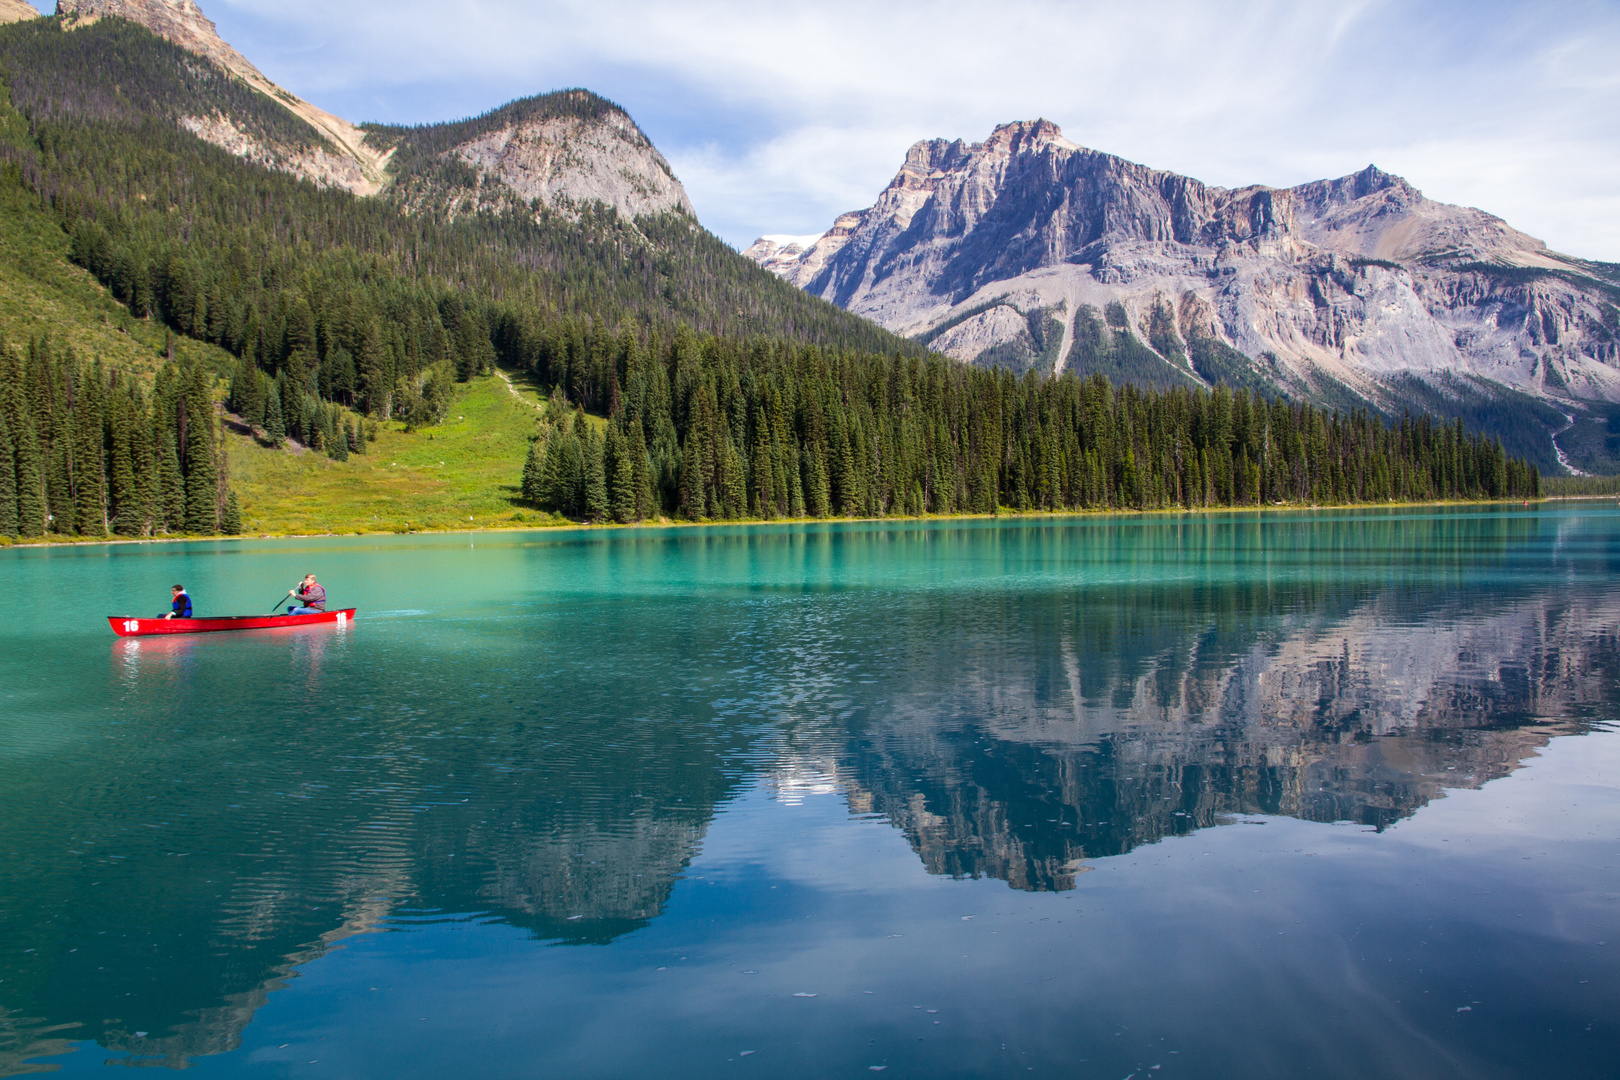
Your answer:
[0,0,39,24]
[929,304,1029,360]
[451,109,692,221]
[50,0,695,223]
[742,233,825,277]
[55,0,393,193]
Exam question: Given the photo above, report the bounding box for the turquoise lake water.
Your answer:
[2,507,1619,1078]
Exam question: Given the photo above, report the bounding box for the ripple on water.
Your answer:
[3,512,1620,1078]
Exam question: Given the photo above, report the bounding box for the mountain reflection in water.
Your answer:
[1,509,1616,1073]
[820,585,1614,891]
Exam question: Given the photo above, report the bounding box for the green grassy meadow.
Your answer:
[226,372,581,536]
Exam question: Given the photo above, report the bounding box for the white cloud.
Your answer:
[190,0,1620,259]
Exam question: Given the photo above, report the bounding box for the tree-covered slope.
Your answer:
[0,13,1546,544]
[0,14,319,149]
[0,16,913,364]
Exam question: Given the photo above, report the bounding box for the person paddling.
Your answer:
[162,584,193,620]
[285,574,327,615]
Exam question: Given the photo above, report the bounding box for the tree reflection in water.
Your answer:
[2,509,1616,1071]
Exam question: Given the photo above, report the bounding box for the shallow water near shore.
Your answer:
[2,506,1619,1079]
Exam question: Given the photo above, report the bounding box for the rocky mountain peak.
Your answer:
[1289,163,1419,216]
[43,0,691,220]
[747,118,1620,460]
[448,107,693,222]
[982,118,1073,155]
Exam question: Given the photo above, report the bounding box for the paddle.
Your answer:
[267,586,296,615]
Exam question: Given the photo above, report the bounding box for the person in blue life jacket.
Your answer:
[162,584,192,620]
[286,574,327,615]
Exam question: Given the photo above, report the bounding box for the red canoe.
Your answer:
[108,610,357,637]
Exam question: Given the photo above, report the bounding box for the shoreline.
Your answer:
[0,496,1562,550]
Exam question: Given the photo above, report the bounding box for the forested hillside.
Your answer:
[0,337,240,539]
[516,331,1538,523]
[0,17,908,374]
[0,13,1541,542]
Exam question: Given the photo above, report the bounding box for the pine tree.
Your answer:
[804,446,830,519]
[534,423,564,510]
[332,410,350,461]
[158,427,184,533]
[583,426,609,522]
[131,407,157,537]
[0,408,16,538]
[183,369,218,534]
[548,423,585,515]
[71,367,106,536]
[229,353,263,425]
[788,446,806,518]
[320,402,338,454]
[264,380,285,447]
[13,404,44,538]
[607,426,635,523]
[750,404,773,518]
[831,419,857,516]
[629,420,654,521]
[45,437,72,534]
[679,426,706,519]
[521,435,546,505]
[107,396,141,536]
[222,490,242,535]
[357,320,390,415]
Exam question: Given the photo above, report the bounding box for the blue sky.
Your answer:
[34,0,1620,259]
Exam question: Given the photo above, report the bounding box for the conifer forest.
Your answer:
[0,15,1541,539]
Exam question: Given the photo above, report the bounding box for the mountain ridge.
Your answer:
[748,120,1620,470]
[367,89,693,223]
[45,0,695,222]
[55,0,394,192]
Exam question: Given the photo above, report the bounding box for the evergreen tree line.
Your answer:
[226,350,382,456]
[520,329,1540,523]
[0,336,241,539]
[1540,473,1620,498]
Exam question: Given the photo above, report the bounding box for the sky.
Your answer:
[36,0,1620,259]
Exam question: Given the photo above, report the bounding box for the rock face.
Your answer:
[0,0,39,24]
[449,107,692,221]
[751,120,1620,469]
[55,0,392,193]
[741,233,825,276]
[49,0,696,225]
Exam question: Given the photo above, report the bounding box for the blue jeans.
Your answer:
[288,606,323,615]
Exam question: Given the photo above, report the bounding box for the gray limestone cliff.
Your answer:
[750,120,1620,471]
[447,108,692,221]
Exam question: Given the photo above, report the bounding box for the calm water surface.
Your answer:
[2,507,1619,1078]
